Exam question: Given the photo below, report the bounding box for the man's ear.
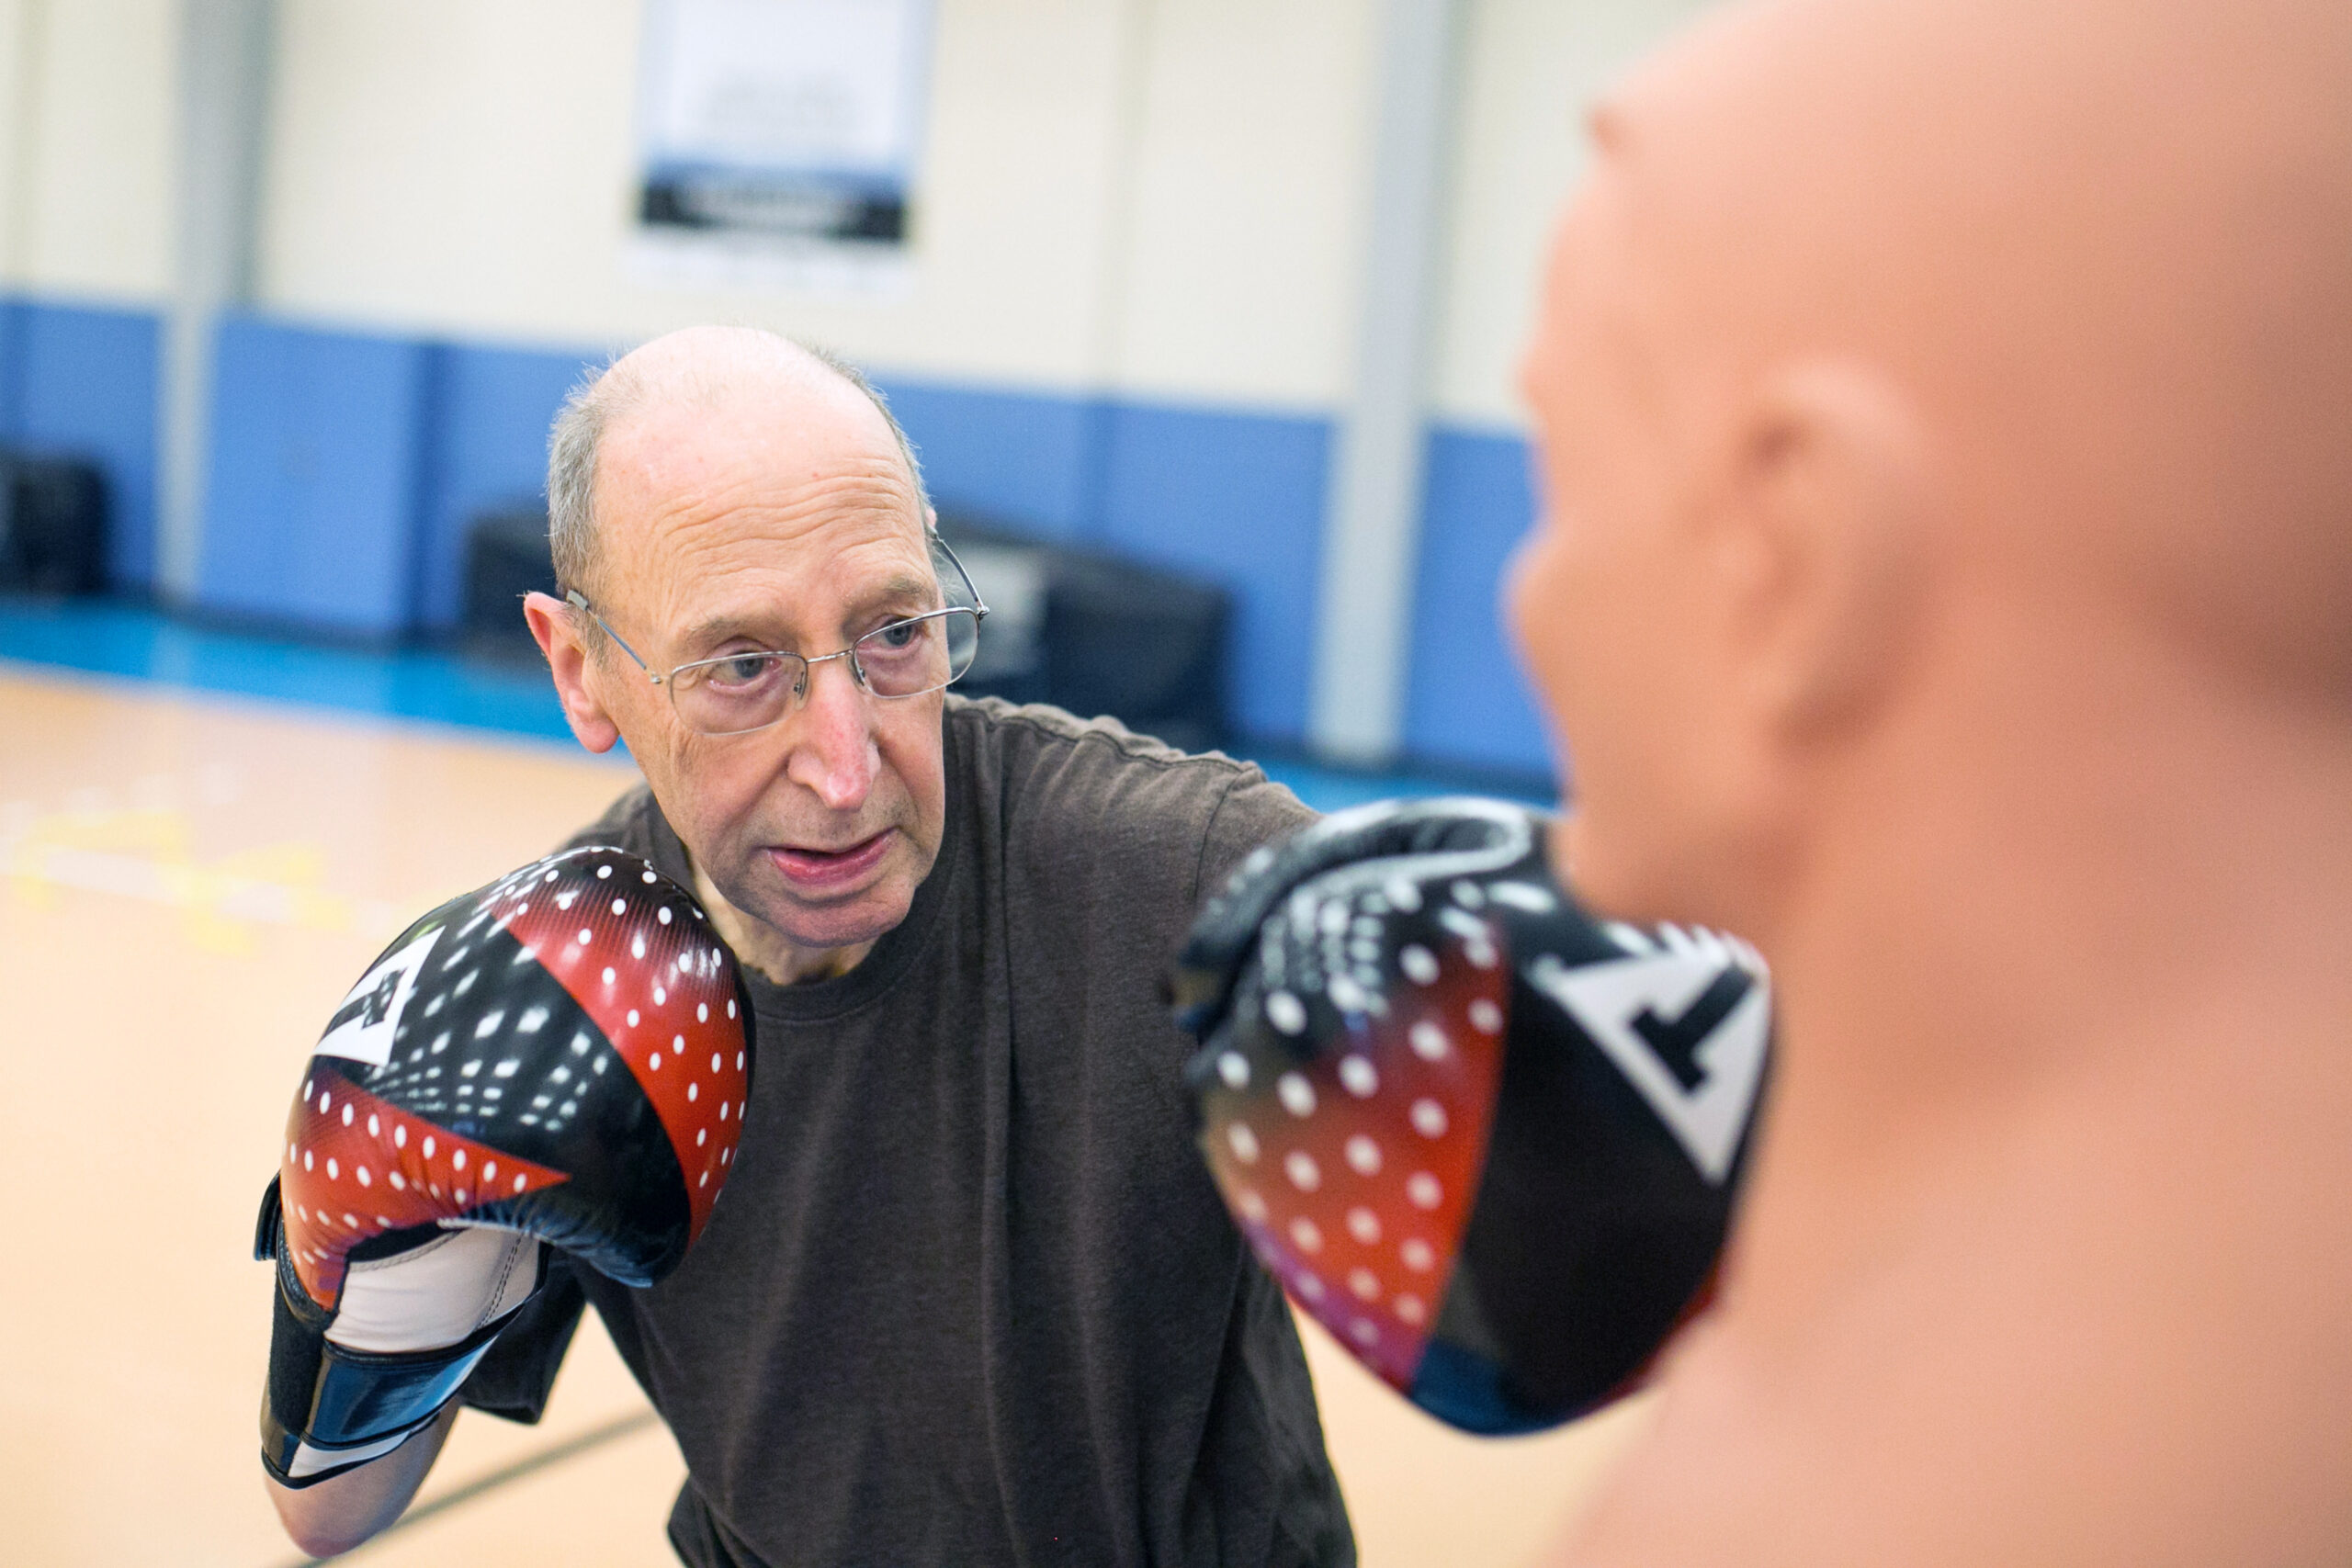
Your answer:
[524,592,623,754]
[1717,359,1934,739]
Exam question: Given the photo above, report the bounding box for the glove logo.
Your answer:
[1526,930,1770,1184]
[314,925,441,1068]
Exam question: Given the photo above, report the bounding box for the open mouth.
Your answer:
[765,830,893,894]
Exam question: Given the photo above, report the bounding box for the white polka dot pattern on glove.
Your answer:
[277,847,752,1310]
[1195,918,1503,1393]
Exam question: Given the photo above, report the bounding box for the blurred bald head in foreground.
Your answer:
[1508,0,2352,1561]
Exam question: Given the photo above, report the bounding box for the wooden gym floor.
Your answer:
[0,660,1646,1566]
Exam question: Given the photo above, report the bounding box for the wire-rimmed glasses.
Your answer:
[565,532,989,738]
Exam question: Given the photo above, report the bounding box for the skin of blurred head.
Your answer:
[1507,0,2352,942]
[526,329,947,977]
[1506,152,1780,926]
[1503,0,2352,1560]
[1506,149,1934,934]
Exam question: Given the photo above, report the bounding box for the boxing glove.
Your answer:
[255,846,754,1485]
[1173,797,1771,1434]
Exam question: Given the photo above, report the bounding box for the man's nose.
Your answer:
[783,656,880,812]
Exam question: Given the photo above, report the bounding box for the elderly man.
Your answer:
[265,325,1352,1566]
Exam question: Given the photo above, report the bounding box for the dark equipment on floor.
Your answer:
[940,517,1231,755]
[456,508,1234,751]
[0,450,108,595]
[459,507,560,663]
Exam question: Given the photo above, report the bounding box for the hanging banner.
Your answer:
[630,0,935,297]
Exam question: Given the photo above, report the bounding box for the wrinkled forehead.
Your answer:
[594,397,934,645]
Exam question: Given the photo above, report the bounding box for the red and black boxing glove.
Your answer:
[254,846,753,1485]
[1172,797,1770,1434]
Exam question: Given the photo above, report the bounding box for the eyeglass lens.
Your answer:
[670,608,981,736]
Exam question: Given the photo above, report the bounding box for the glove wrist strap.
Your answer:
[260,1306,510,1486]
[255,1182,536,1488]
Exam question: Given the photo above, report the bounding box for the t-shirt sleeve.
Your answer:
[456,1252,588,1425]
[1191,767,1318,911]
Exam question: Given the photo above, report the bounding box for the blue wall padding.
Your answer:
[1401,427,1559,780]
[199,315,430,635]
[1094,400,1329,742]
[183,317,1331,744]
[1,299,1558,768]
[412,342,604,628]
[0,298,162,590]
[876,377,1100,541]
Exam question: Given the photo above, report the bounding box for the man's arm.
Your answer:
[251,845,752,1552]
[266,1404,456,1559]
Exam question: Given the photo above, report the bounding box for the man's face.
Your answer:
[582,391,947,957]
[1509,154,1733,921]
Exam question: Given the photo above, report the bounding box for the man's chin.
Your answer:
[700,830,934,965]
[739,865,917,956]
[1552,807,1669,923]
[1568,819,1762,936]
[763,899,909,956]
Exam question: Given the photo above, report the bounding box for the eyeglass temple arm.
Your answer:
[927,533,990,619]
[563,590,663,682]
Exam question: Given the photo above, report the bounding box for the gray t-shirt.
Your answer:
[461,697,1351,1568]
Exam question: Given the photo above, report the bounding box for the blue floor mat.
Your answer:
[1,596,574,739]
[0,595,1550,813]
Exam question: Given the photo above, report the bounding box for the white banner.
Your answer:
[631,0,935,297]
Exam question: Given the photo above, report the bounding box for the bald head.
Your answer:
[548,326,926,601]
[1565,0,2352,688]
[523,324,956,977]
[1516,8,2352,1562]
[1513,0,2352,924]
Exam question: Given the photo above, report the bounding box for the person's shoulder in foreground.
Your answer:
[1506,0,2352,1562]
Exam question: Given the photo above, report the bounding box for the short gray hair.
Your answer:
[545,334,929,603]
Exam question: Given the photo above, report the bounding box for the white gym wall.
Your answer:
[0,0,1724,767]
[0,0,176,304]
